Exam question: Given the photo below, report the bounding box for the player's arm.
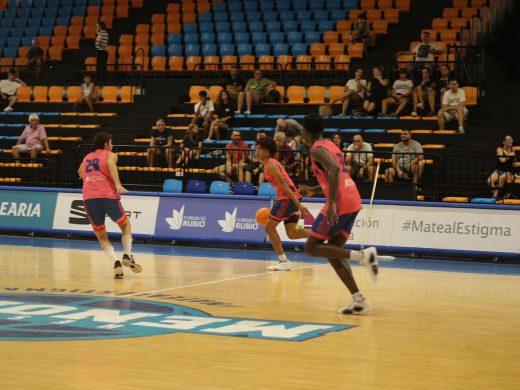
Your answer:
[107,152,128,194]
[267,162,308,215]
[310,146,340,223]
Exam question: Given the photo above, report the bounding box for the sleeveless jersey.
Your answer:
[82,149,119,200]
[264,157,301,200]
[310,139,362,215]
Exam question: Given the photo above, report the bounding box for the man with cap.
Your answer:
[12,113,50,160]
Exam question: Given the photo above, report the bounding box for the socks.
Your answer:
[350,250,362,261]
[352,292,364,302]
[122,235,132,256]
[277,253,288,262]
[104,246,118,262]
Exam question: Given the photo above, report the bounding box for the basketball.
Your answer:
[255,207,270,226]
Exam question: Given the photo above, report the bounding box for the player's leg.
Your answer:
[265,200,293,271]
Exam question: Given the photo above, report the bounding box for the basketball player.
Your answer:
[255,136,309,271]
[78,132,142,279]
[299,115,378,314]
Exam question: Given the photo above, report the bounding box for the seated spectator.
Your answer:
[192,90,214,138]
[236,69,276,115]
[249,130,268,184]
[176,123,202,167]
[73,75,96,112]
[275,118,302,145]
[385,129,424,185]
[0,70,27,112]
[223,65,245,105]
[361,66,390,116]
[396,31,443,76]
[27,38,45,80]
[380,69,413,117]
[437,79,468,134]
[435,64,451,103]
[213,130,250,183]
[12,113,50,161]
[274,131,297,173]
[349,13,372,47]
[207,89,234,141]
[487,135,516,199]
[147,119,174,168]
[331,132,348,152]
[333,68,367,116]
[346,134,374,181]
[412,67,436,117]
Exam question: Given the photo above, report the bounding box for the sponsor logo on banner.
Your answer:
[156,197,268,242]
[0,294,352,342]
[0,190,57,229]
[53,193,159,235]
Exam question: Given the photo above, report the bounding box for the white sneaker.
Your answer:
[234,110,241,114]
[267,261,292,271]
[338,297,371,315]
[3,107,13,112]
[411,111,418,117]
[458,126,465,134]
[360,247,379,282]
[244,110,251,115]
[417,102,424,109]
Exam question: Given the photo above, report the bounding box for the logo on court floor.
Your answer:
[0,294,353,342]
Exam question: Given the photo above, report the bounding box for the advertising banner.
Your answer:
[52,193,159,235]
[155,196,269,242]
[0,190,57,230]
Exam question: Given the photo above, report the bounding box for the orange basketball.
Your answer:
[255,207,270,226]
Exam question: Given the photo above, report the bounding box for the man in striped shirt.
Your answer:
[95,21,109,81]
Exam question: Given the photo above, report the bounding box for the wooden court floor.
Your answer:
[0,241,519,390]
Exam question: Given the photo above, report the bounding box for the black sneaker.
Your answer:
[122,254,143,273]
[114,260,124,279]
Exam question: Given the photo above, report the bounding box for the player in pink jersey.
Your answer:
[78,132,142,279]
[256,136,309,271]
[299,115,378,315]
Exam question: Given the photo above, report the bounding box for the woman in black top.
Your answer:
[487,135,516,199]
[176,123,203,166]
[207,89,234,141]
[361,66,389,115]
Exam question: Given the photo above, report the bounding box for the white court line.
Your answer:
[124,263,324,297]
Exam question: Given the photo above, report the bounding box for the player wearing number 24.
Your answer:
[78,132,143,279]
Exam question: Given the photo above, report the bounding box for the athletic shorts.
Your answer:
[310,211,359,240]
[270,199,300,224]
[444,107,468,122]
[83,198,127,231]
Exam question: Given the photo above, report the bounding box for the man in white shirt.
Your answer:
[437,79,468,134]
[346,134,374,181]
[381,69,414,116]
[192,90,214,138]
[0,70,27,112]
[397,31,443,73]
[334,68,367,116]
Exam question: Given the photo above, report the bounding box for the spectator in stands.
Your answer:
[95,21,109,82]
[223,65,245,104]
[73,75,96,112]
[331,132,348,152]
[346,134,374,182]
[249,130,267,184]
[192,90,214,138]
[274,131,296,173]
[412,67,436,117]
[236,69,276,115]
[12,113,50,161]
[385,129,424,185]
[396,31,443,75]
[213,130,250,183]
[437,79,468,134]
[487,135,516,199]
[361,66,390,116]
[380,69,413,117]
[27,38,45,80]
[435,64,452,104]
[349,13,372,47]
[147,119,174,169]
[334,68,367,116]
[177,123,202,167]
[275,118,302,145]
[0,70,27,112]
[207,89,234,141]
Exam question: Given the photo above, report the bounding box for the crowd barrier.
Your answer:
[0,186,518,258]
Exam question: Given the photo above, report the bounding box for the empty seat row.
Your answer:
[13,85,135,103]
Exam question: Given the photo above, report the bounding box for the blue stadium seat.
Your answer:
[167,44,182,56]
[19,0,32,8]
[219,44,235,56]
[309,0,326,10]
[163,179,183,193]
[30,8,44,18]
[287,32,303,44]
[279,11,296,22]
[269,32,285,45]
[283,21,299,33]
[265,21,281,33]
[199,23,214,34]
[10,28,24,37]
[255,43,271,56]
[184,33,199,44]
[232,22,247,32]
[57,16,70,25]
[45,7,58,17]
[293,2,308,11]
[88,0,102,5]
[314,10,329,21]
[59,7,72,17]
[215,22,230,33]
[234,182,254,195]
[251,32,267,44]
[14,18,27,28]
[72,6,86,16]
[304,31,321,44]
[246,12,261,22]
[217,32,233,44]
[291,43,308,56]
[151,44,166,57]
[0,37,6,48]
[296,11,312,21]
[0,19,14,28]
[276,1,291,11]
[186,180,206,194]
[237,43,252,56]
[3,9,16,19]
[167,34,182,45]
[198,13,212,23]
[22,36,34,46]
[61,0,74,6]
[262,11,277,22]
[258,182,276,197]
[200,33,216,44]
[470,198,497,204]
[33,0,46,6]
[7,37,21,46]
[243,2,258,12]
[2,47,18,59]
[213,2,226,12]
[234,32,249,45]
[259,1,275,11]
[202,43,217,56]
[185,44,201,56]
[0,27,10,38]
[249,21,264,34]
[183,24,197,33]
[343,0,359,9]
[24,27,38,38]
[209,181,230,195]
[42,16,56,27]
[273,43,289,57]
[317,21,334,33]
[230,12,245,22]
[17,9,30,19]
[301,21,317,32]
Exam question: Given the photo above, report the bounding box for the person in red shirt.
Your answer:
[299,115,378,315]
[256,137,309,271]
[213,130,250,183]
[78,132,142,279]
